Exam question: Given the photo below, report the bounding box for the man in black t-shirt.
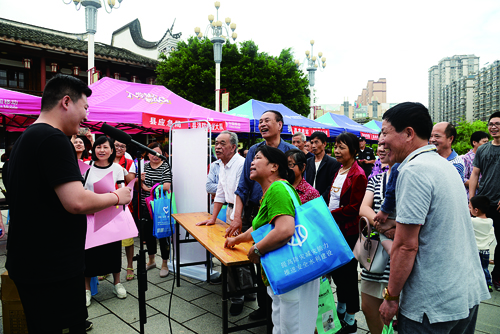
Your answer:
[4,75,132,333]
[356,136,376,177]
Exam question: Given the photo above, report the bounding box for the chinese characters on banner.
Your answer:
[0,99,19,109]
[359,132,379,140]
[191,121,227,132]
[142,113,189,130]
[291,126,330,137]
[142,113,227,132]
[280,242,333,277]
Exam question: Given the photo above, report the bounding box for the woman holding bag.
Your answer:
[359,142,396,334]
[328,132,368,334]
[225,145,320,334]
[141,142,172,278]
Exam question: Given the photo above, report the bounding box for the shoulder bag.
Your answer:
[251,181,354,295]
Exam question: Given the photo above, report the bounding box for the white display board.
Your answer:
[169,127,215,280]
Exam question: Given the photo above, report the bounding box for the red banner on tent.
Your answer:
[360,132,379,140]
[291,126,329,137]
[191,121,227,132]
[142,113,188,130]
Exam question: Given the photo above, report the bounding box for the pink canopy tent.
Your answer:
[0,78,250,133]
[86,77,250,133]
[0,87,41,131]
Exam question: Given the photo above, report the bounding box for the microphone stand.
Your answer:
[132,146,169,334]
[133,148,148,334]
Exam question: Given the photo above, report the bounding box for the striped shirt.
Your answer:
[141,161,172,207]
[360,172,391,283]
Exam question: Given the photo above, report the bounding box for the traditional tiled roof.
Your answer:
[0,18,157,67]
[111,18,181,49]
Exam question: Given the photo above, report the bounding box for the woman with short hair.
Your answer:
[83,136,128,306]
[225,145,320,333]
[328,132,368,333]
[141,142,172,278]
[285,149,320,204]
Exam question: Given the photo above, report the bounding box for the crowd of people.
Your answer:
[203,104,498,334]
[2,73,499,334]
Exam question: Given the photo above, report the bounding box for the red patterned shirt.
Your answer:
[295,178,320,204]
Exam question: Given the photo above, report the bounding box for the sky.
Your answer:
[2,0,500,108]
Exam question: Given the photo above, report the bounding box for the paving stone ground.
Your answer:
[0,207,498,333]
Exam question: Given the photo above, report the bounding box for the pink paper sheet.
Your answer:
[85,207,138,249]
[78,160,90,175]
[92,172,121,231]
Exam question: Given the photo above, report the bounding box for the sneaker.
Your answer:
[113,283,127,299]
[229,302,244,316]
[209,275,222,285]
[493,278,500,291]
[248,307,267,321]
[337,319,357,334]
[489,285,494,292]
[85,320,93,331]
[86,290,91,307]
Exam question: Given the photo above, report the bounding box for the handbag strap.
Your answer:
[277,181,300,209]
[359,216,371,236]
[82,161,93,186]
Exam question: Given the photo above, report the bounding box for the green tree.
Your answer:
[452,119,489,155]
[156,37,311,116]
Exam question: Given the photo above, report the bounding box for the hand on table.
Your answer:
[224,216,242,238]
[224,237,238,249]
[196,219,215,226]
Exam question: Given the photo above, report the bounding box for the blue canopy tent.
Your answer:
[364,120,383,132]
[226,99,344,139]
[315,113,379,140]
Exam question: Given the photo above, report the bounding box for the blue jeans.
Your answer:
[398,304,478,334]
[479,250,492,287]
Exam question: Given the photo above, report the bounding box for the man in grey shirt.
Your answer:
[469,111,500,289]
[378,102,490,333]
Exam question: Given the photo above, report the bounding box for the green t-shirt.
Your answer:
[252,180,300,285]
[252,180,299,231]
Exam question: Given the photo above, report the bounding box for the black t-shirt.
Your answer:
[4,123,86,283]
[356,146,375,176]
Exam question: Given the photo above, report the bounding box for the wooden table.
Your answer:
[172,212,271,334]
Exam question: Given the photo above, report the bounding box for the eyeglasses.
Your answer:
[115,144,127,149]
[288,163,298,168]
[488,122,500,128]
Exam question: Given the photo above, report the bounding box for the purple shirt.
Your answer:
[462,149,481,199]
[368,159,389,179]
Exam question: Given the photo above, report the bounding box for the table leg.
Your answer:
[206,250,211,282]
[176,221,180,287]
[222,265,228,334]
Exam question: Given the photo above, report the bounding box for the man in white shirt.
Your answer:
[197,131,253,316]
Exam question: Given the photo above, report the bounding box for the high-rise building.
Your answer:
[474,61,500,121]
[356,78,386,106]
[428,55,479,122]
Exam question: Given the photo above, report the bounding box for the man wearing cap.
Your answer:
[357,136,376,177]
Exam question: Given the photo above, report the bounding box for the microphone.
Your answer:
[100,123,167,161]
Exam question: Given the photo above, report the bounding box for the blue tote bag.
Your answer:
[251,181,354,295]
[151,185,176,238]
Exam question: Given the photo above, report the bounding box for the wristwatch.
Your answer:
[383,287,399,301]
[254,244,263,257]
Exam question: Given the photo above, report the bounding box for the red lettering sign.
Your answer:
[360,132,379,140]
[291,126,330,137]
[142,113,189,130]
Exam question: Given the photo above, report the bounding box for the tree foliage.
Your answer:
[452,119,489,155]
[156,37,311,116]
